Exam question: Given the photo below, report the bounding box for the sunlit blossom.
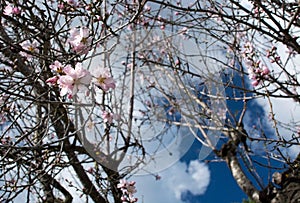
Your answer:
[262,66,270,75]
[92,68,116,92]
[46,76,58,85]
[49,60,64,73]
[101,111,115,124]
[68,27,92,54]
[117,179,138,203]
[20,40,39,59]
[3,5,21,16]
[64,0,79,7]
[58,63,92,97]
[242,42,270,87]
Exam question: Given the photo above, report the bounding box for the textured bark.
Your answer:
[269,153,300,203]
[219,141,261,202]
[220,134,300,203]
[272,181,300,203]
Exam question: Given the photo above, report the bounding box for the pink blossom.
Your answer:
[117,179,138,203]
[262,66,270,75]
[46,76,58,85]
[126,181,137,194]
[87,167,94,174]
[180,27,188,35]
[3,5,14,16]
[49,60,64,73]
[68,27,92,54]
[58,75,74,96]
[58,63,92,97]
[20,40,39,59]
[12,7,20,15]
[253,7,263,17]
[3,5,21,16]
[286,46,297,57]
[270,56,281,63]
[58,3,65,9]
[244,42,253,54]
[155,175,161,180]
[64,0,79,7]
[251,80,259,87]
[0,113,6,125]
[117,179,127,189]
[92,68,116,92]
[242,42,270,87]
[126,63,133,69]
[102,111,114,124]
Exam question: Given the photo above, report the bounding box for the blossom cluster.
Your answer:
[266,46,281,63]
[253,6,264,18]
[46,61,116,97]
[92,68,116,92]
[20,40,39,60]
[46,61,116,124]
[117,180,138,203]
[57,0,81,10]
[18,27,92,61]
[63,0,79,7]
[102,111,114,124]
[242,42,270,86]
[67,27,92,55]
[47,61,91,98]
[3,4,21,16]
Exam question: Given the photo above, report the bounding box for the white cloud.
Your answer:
[134,160,210,203]
[259,97,300,157]
[262,44,300,158]
[244,94,300,159]
[36,159,210,203]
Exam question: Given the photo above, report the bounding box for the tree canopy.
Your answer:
[0,0,300,202]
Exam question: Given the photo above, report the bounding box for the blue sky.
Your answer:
[7,47,297,203]
[132,70,291,203]
[134,139,248,203]
[2,1,300,203]
[186,146,247,203]
[183,141,248,203]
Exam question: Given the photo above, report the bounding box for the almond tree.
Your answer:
[0,1,300,203]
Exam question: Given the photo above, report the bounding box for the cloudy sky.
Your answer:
[132,47,300,203]
[133,140,247,203]
[6,1,300,202]
[13,33,300,203]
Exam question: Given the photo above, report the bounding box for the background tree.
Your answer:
[0,0,300,203]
